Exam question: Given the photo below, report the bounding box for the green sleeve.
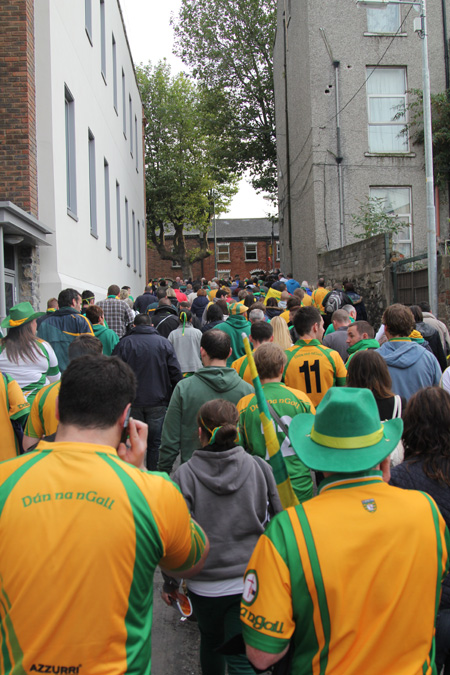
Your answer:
[158,385,182,473]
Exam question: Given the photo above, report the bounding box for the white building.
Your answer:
[0,0,146,315]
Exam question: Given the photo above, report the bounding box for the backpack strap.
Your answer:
[392,395,402,419]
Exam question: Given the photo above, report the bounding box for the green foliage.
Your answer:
[401,88,450,191]
[136,60,238,278]
[172,0,277,196]
[351,197,403,240]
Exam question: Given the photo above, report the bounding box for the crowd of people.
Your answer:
[0,271,449,674]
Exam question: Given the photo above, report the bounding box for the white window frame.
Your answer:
[217,242,230,263]
[116,181,122,259]
[370,186,412,258]
[135,115,139,171]
[65,85,77,218]
[129,95,133,157]
[245,242,258,262]
[100,0,106,81]
[366,67,409,153]
[125,197,130,266]
[122,70,126,138]
[218,269,231,277]
[366,4,401,34]
[104,159,111,250]
[137,220,142,277]
[85,0,92,44]
[276,241,280,261]
[132,210,136,272]
[112,35,118,113]
[88,129,97,238]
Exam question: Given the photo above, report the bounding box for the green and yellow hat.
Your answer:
[289,388,403,473]
[228,302,248,316]
[1,302,45,329]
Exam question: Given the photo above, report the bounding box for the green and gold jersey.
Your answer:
[231,355,253,385]
[0,442,206,674]
[24,380,60,440]
[241,472,450,674]
[0,374,30,462]
[284,339,347,408]
[311,287,328,314]
[237,382,315,503]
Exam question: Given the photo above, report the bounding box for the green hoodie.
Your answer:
[214,315,251,366]
[346,338,380,366]
[93,323,120,356]
[158,366,254,473]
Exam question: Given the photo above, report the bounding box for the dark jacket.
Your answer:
[191,295,210,320]
[390,458,450,609]
[134,291,158,313]
[37,307,94,372]
[151,305,180,339]
[112,325,182,406]
[415,321,447,372]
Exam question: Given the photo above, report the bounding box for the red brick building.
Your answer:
[147,218,279,281]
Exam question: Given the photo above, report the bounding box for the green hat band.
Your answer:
[310,426,384,449]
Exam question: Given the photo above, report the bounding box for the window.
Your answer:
[116,181,122,259]
[137,220,142,277]
[132,210,136,272]
[125,197,130,266]
[100,0,106,80]
[370,187,412,258]
[367,5,401,33]
[65,85,77,217]
[276,241,280,261]
[88,129,97,237]
[104,159,111,250]
[135,115,139,171]
[366,67,408,153]
[129,96,133,156]
[122,70,126,137]
[112,35,117,112]
[217,243,230,262]
[171,258,181,268]
[218,269,231,277]
[85,0,92,43]
[245,242,258,262]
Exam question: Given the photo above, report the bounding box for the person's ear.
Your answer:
[269,335,274,342]
[380,456,391,483]
[228,348,233,358]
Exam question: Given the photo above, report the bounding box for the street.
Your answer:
[151,575,201,675]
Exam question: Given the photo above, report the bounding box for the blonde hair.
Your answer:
[270,316,292,350]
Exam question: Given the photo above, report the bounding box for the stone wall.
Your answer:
[438,256,450,326]
[317,234,392,328]
[18,244,40,308]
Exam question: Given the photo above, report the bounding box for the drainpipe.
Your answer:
[334,60,345,248]
[283,12,293,256]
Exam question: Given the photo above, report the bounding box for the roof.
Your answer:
[162,218,279,240]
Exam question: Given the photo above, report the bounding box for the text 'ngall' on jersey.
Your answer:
[283,339,347,408]
[0,442,206,675]
[241,472,450,674]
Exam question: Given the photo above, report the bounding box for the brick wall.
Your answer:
[0,0,38,216]
[318,234,392,327]
[147,237,276,281]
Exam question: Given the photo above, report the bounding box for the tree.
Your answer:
[172,0,277,196]
[136,61,238,279]
[351,197,403,240]
[400,88,450,192]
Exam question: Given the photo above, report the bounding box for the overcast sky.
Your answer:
[119,0,271,219]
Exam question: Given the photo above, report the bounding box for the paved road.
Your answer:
[151,575,201,675]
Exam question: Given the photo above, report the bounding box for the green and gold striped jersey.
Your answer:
[284,339,347,408]
[0,442,206,674]
[241,472,449,674]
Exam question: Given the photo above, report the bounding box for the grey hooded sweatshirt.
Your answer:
[172,446,282,582]
[158,367,253,472]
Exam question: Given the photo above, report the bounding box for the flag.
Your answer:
[242,333,298,509]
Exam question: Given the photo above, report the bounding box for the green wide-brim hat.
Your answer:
[1,302,45,329]
[289,387,403,473]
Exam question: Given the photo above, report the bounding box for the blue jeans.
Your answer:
[131,405,166,471]
[436,608,450,673]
